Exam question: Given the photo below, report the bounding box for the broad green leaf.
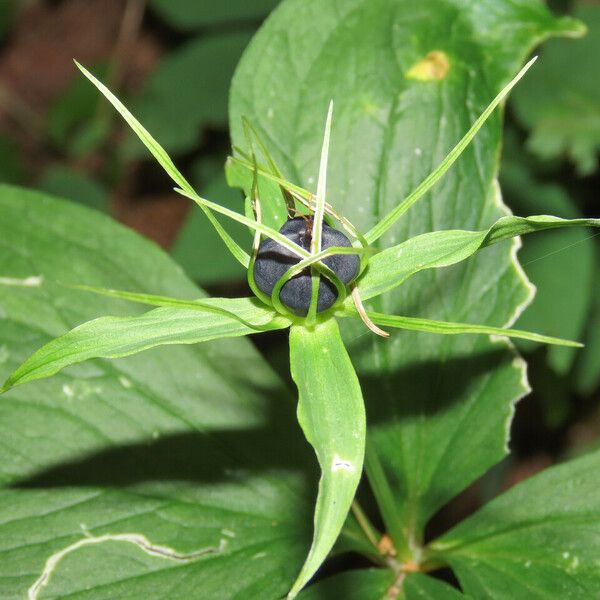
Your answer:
[171,160,248,285]
[126,32,252,157]
[289,319,365,597]
[149,0,278,29]
[402,573,469,599]
[347,212,600,304]
[511,5,600,175]
[0,185,313,598]
[230,0,583,566]
[297,569,468,599]
[37,165,109,213]
[2,297,288,392]
[364,57,538,245]
[430,448,600,598]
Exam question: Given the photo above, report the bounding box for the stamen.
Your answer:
[352,287,389,338]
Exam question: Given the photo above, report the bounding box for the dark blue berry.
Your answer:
[253,217,360,315]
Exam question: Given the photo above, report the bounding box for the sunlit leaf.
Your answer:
[0,185,313,598]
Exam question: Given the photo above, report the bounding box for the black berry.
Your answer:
[253,217,360,315]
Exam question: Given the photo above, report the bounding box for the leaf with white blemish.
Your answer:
[288,319,365,597]
[0,186,313,598]
[230,0,584,562]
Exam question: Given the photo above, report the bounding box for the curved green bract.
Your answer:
[366,312,582,348]
[349,214,600,304]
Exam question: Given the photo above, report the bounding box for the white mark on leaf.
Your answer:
[332,455,355,473]
[62,384,74,399]
[0,275,43,287]
[118,375,132,389]
[414,147,422,156]
[569,556,580,572]
[252,552,267,560]
[267,107,274,119]
[28,533,226,600]
[221,529,235,538]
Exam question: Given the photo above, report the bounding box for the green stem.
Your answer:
[364,438,411,560]
[351,500,382,551]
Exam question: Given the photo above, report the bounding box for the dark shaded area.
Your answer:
[12,427,314,489]
[11,364,316,491]
[357,348,509,421]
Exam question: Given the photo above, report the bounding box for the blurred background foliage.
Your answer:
[0,0,598,520]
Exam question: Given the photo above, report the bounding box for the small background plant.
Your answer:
[0,1,599,599]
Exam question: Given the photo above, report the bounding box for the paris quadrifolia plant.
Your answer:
[2,57,600,598]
